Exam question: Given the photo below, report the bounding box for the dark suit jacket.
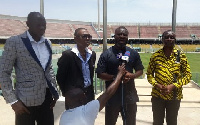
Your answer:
[56,48,96,102]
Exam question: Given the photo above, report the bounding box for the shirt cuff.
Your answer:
[9,100,18,105]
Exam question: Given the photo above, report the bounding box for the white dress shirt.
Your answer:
[27,31,49,70]
[59,100,100,125]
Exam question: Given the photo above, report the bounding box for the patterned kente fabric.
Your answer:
[146,48,191,100]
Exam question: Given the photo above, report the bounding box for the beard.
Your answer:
[115,41,126,50]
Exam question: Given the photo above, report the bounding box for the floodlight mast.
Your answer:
[98,0,100,31]
[40,0,44,16]
[172,0,177,32]
[103,0,107,52]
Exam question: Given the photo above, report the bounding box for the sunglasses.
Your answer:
[79,34,92,39]
[116,33,128,37]
[163,36,175,39]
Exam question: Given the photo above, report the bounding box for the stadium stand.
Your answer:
[72,24,99,39]
[190,26,200,38]
[93,24,113,39]
[0,19,27,38]
[0,14,199,44]
[159,26,173,35]
[45,23,74,38]
[140,26,159,39]
[175,26,191,39]
[125,25,139,38]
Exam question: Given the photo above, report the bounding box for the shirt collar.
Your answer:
[71,45,92,56]
[26,31,45,43]
[161,47,177,57]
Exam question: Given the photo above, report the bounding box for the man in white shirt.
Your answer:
[0,12,59,125]
[59,64,126,125]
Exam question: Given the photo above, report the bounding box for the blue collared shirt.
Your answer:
[71,45,92,87]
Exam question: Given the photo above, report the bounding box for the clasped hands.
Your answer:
[117,65,132,83]
[156,83,176,95]
[122,71,133,83]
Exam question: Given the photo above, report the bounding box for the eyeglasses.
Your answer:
[79,34,92,39]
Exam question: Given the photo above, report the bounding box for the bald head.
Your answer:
[26,12,46,41]
[66,88,84,98]
[65,88,87,109]
[162,30,176,38]
[27,12,45,23]
[115,26,129,35]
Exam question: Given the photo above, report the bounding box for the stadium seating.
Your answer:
[159,26,172,35]
[93,24,113,38]
[140,26,159,38]
[0,19,27,37]
[190,26,200,38]
[45,23,74,38]
[0,15,199,44]
[72,24,99,39]
[125,26,139,38]
[175,26,191,39]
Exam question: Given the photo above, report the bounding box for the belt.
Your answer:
[82,85,92,93]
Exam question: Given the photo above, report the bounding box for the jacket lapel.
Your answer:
[45,40,52,71]
[73,53,82,71]
[21,36,43,68]
[89,52,95,77]
[71,47,82,72]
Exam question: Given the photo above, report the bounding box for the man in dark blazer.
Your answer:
[56,28,96,109]
[0,12,59,125]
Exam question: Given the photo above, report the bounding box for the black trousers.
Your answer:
[15,89,54,125]
[105,103,137,125]
[151,96,181,125]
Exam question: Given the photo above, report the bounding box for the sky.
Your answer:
[0,0,200,23]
